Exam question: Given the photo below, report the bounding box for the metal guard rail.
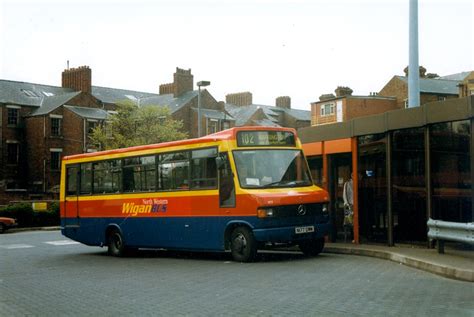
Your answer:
[427,218,474,254]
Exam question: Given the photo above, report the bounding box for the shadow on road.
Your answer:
[78,248,332,263]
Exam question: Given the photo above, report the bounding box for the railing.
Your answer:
[427,218,474,254]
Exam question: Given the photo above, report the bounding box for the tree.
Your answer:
[90,101,188,150]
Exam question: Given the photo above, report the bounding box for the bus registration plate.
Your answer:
[295,226,315,234]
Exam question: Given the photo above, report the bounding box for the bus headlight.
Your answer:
[257,208,275,218]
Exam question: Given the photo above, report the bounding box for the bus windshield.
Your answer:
[233,149,312,188]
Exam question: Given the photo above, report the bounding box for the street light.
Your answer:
[197,80,210,137]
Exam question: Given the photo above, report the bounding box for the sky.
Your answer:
[0,0,473,110]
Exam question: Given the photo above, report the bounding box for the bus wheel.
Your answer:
[299,238,325,257]
[108,229,126,257]
[230,227,257,262]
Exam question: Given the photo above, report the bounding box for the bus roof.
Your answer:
[63,126,297,161]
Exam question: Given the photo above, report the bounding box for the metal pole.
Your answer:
[386,132,394,246]
[408,0,420,108]
[425,125,433,247]
[198,86,202,137]
[471,116,474,221]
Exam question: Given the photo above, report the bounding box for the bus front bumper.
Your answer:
[252,223,331,243]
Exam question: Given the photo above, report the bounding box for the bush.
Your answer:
[0,202,60,228]
[0,203,35,227]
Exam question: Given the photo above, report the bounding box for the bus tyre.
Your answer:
[299,238,325,257]
[108,229,126,257]
[230,227,257,262]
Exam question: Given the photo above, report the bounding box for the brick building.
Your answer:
[0,66,311,204]
[311,68,471,126]
[311,87,397,126]
[0,66,234,204]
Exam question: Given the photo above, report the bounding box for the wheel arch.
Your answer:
[104,224,122,245]
[224,220,254,250]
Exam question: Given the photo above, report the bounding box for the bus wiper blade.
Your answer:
[265,180,310,188]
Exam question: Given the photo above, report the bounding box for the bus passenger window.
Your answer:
[122,158,138,192]
[191,147,217,189]
[80,163,92,195]
[110,160,122,192]
[93,162,110,194]
[158,151,189,190]
[122,156,156,192]
[66,166,78,196]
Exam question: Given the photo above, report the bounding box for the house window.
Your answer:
[320,103,335,116]
[404,99,409,108]
[438,96,446,101]
[87,120,98,136]
[207,119,219,134]
[222,120,231,130]
[51,116,62,136]
[7,142,19,164]
[50,149,62,170]
[7,107,20,125]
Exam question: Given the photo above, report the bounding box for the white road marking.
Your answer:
[0,244,34,249]
[44,240,80,246]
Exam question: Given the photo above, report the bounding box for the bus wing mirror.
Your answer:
[216,156,225,169]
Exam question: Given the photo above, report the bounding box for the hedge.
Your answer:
[0,202,60,228]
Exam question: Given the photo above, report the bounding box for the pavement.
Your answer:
[7,226,473,282]
[324,242,474,283]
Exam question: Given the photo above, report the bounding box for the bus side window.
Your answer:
[80,163,92,195]
[159,151,190,191]
[191,147,217,189]
[66,166,78,196]
[218,152,235,207]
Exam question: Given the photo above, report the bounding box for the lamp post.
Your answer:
[197,80,210,137]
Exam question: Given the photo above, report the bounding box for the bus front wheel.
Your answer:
[230,227,257,262]
[107,229,126,257]
[299,238,325,257]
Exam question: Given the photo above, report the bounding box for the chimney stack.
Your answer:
[319,94,336,101]
[174,67,193,97]
[275,96,291,109]
[334,86,353,97]
[403,65,427,78]
[226,92,253,106]
[62,66,92,94]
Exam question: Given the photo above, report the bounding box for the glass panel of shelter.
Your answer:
[358,133,388,243]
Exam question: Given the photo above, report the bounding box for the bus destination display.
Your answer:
[237,131,295,147]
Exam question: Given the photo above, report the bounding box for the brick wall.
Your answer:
[0,106,32,190]
[344,97,398,120]
[311,96,398,126]
[378,76,408,108]
[311,101,338,125]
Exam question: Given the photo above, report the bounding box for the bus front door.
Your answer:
[218,153,236,210]
[64,165,80,228]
